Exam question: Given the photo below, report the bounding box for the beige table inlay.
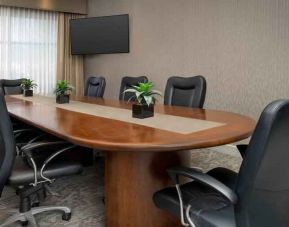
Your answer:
[11,95,225,134]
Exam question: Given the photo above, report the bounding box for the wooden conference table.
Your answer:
[5,95,255,227]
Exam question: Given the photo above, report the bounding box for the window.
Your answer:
[0,6,58,95]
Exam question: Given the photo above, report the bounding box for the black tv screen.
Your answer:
[70,14,129,55]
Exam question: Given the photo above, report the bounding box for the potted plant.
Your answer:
[55,80,73,104]
[124,81,162,119]
[21,79,38,97]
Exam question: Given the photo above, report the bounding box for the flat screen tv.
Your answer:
[70,14,129,55]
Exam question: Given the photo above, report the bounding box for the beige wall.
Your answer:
[0,0,87,14]
[84,0,289,119]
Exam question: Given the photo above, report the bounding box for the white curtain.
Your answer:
[0,6,58,95]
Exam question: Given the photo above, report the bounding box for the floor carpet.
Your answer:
[0,158,105,227]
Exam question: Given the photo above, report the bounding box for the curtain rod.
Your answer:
[0,0,87,15]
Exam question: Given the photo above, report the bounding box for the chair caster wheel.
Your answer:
[21,221,28,226]
[62,212,71,221]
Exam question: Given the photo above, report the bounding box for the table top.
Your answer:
[6,95,255,152]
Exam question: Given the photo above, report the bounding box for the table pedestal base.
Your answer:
[105,150,190,227]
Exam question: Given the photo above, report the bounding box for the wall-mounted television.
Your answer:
[70,14,129,55]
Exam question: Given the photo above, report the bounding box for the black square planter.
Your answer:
[23,89,33,97]
[56,94,70,104]
[132,104,154,119]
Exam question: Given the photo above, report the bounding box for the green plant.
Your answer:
[21,79,38,90]
[55,80,73,96]
[124,81,162,106]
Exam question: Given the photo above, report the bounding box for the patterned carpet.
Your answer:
[0,148,241,227]
[0,158,105,227]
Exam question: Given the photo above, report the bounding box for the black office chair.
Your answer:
[0,79,54,151]
[0,78,39,136]
[119,76,148,101]
[154,99,289,227]
[0,78,24,121]
[0,78,24,95]
[85,76,106,98]
[164,76,206,108]
[0,88,83,227]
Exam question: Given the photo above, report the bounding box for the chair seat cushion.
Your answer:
[153,168,237,227]
[8,156,83,186]
[187,194,235,227]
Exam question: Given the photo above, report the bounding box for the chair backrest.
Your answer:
[85,76,106,98]
[0,78,24,95]
[235,99,289,227]
[0,88,16,197]
[164,76,206,108]
[119,76,148,101]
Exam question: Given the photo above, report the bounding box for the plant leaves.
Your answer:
[144,95,153,106]
[135,91,144,99]
[123,88,137,93]
[55,80,73,95]
[123,81,161,105]
[151,90,162,96]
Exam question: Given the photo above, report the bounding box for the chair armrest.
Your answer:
[39,145,77,183]
[14,128,36,139]
[26,134,46,144]
[167,166,238,204]
[20,142,76,186]
[16,134,45,148]
[21,141,70,157]
[14,128,35,134]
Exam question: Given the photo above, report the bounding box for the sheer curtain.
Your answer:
[0,6,58,95]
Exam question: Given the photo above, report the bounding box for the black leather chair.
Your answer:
[0,78,24,95]
[0,79,55,152]
[0,78,40,137]
[154,99,289,227]
[119,76,148,101]
[164,76,206,108]
[85,76,106,98]
[0,88,83,227]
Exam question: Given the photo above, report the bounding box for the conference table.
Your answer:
[5,95,255,227]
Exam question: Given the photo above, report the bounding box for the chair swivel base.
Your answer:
[0,206,71,227]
